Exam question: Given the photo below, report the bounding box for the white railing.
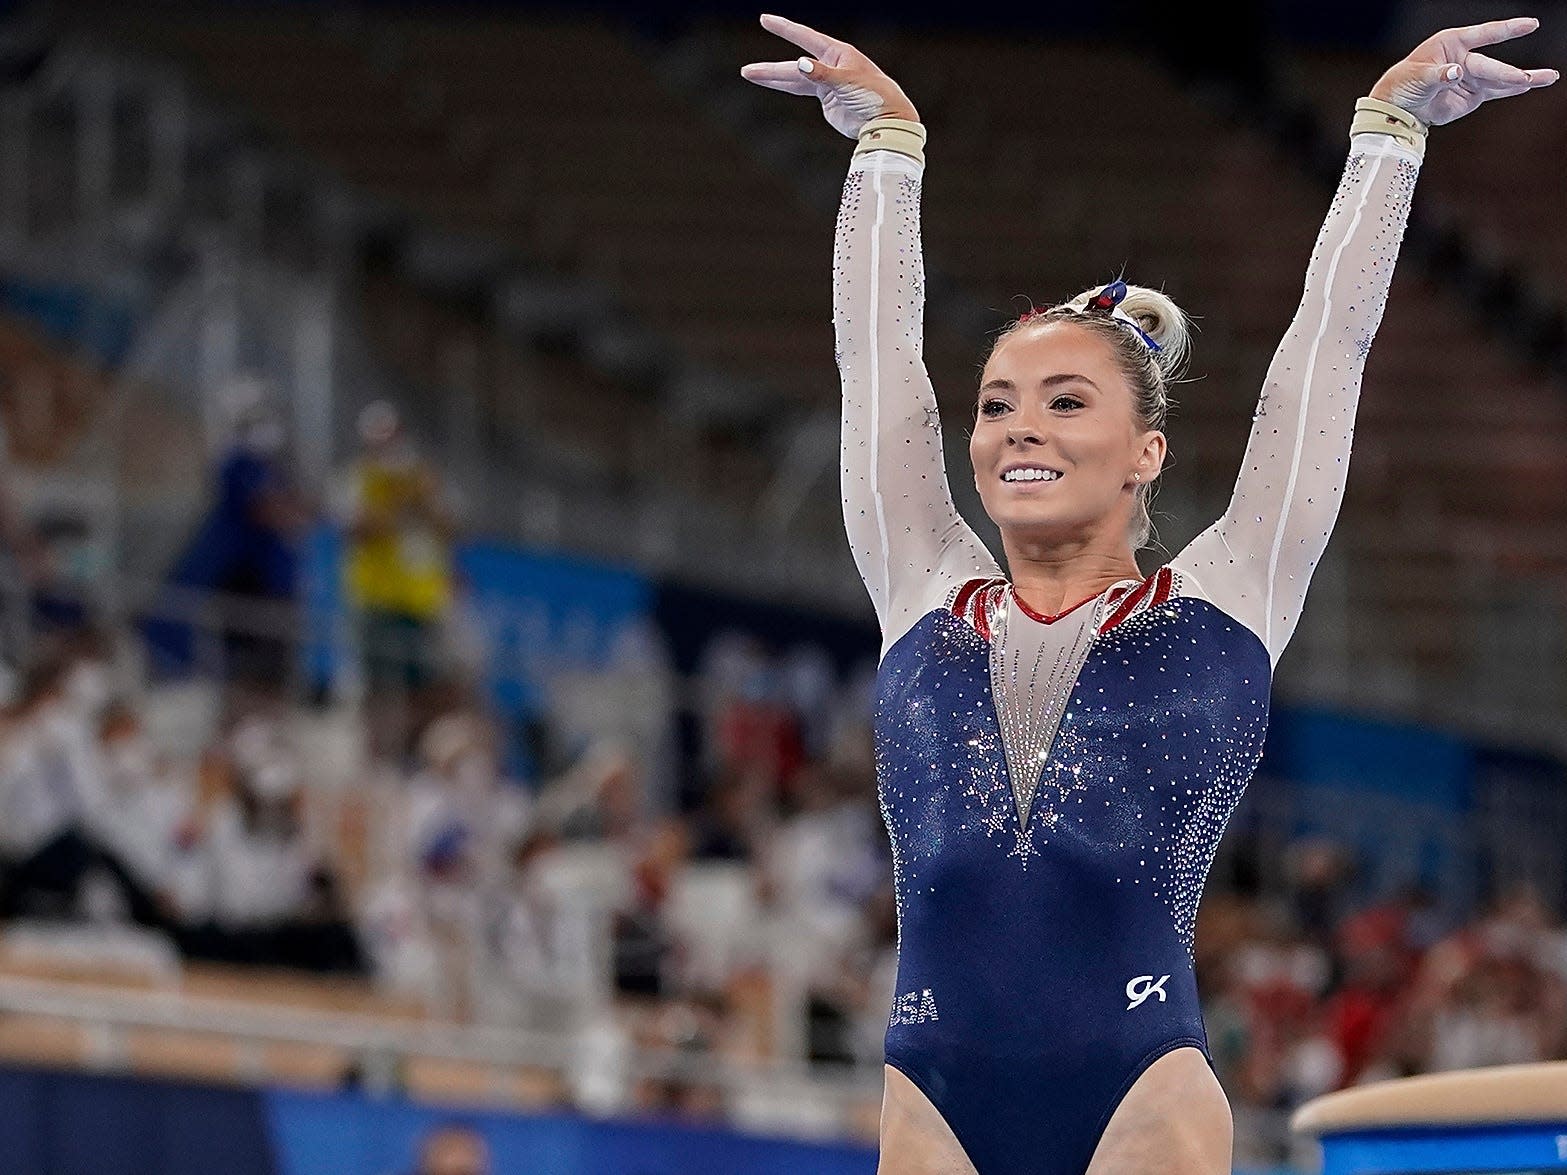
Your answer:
[0,972,884,1138]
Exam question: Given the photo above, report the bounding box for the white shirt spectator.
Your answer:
[773,799,882,946]
[1428,1004,1543,1071]
[90,732,196,896]
[201,797,313,927]
[0,701,105,859]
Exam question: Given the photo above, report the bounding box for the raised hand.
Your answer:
[1370,15,1557,125]
[740,14,919,138]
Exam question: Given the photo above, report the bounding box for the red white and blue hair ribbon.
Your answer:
[1020,279,1163,354]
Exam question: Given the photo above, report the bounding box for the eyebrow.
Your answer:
[978,373,1101,394]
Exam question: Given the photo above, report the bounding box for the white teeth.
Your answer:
[1002,468,1061,483]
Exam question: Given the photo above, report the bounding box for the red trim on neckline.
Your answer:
[951,578,988,620]
[1101,575,1154,632]
[974,583,999,642]
[1010,584,1103,625]
[1150,566,1174,608]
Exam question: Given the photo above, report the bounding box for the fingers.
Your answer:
[1461,50,1557,91]
[759,13,841,58]
[1451,15,1540,51]
[1415,60,1463,87]
[1460,49,1534,88]
[740,59,820,95]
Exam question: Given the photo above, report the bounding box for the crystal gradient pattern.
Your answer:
[988,588,1099,838]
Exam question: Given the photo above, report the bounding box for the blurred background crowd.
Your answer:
[0,1,1564,1172]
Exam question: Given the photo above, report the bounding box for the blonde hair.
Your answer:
[986,283,1193,549]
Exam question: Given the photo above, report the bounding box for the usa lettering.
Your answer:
[890,988,940,1026]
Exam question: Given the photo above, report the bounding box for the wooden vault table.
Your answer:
[1292,1062,1567,1174]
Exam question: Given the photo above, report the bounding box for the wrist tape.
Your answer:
[854,117,927,165]
[1351,96,1428,160]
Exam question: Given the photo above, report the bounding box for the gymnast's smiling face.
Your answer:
[970,320,1166,549]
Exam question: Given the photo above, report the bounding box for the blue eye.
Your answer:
[980,395,1083,417]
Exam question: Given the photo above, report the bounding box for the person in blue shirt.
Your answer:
[144,378,304,688]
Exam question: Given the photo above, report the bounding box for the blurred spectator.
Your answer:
[695,633,805,807]
[403,712,530,892]
[484,829,596,1028]
[711,667,804,804]
[144,376,306,691]
[612,820,686,998]
[806,883,897,1067]
[1321,936,1406,1086]
[536,737,643,843]
[410,1123,489,1175]
[777,642,837,763]
[180,716,363,973]
[1405,882,1567,1073]
[687,766,766,862]
[0,412,106,650]
[28,512,100,634]
[87,701,200,912]
[770,760,885,957]
[1426,955,1550,1070]
[341,400,459,759]
[1287,837,1353,945]
[359,707,530,1014]
[0,636,165,927]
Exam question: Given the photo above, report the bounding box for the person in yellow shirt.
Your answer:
[344,402,457,718]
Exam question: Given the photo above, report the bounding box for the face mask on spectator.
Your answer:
[37,699,86,743]
[250,757,300,803]
[240,417,285,455]
[65,661,113,719]
[105,737,153,787]
[453,753,492,795]
[1483,919,1530,959]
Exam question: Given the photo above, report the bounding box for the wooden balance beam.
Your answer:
[1291,1062,1567,1174]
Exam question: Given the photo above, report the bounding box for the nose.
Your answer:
[1005,419,1043,446]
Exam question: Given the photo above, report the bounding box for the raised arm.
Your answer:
[1173,16,1556,666]
[744,16,1000,658]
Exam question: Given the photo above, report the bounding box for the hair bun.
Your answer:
[1115,285,1191,382]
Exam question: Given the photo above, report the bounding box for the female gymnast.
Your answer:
[741,13,1556,1175]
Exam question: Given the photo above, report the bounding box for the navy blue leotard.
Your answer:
[833,132,1420,1172]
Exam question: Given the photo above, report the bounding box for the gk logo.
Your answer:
[1125,974,1170,1010]
[890,988,940,1027]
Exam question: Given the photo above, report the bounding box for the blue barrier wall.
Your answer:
[0,1065,275,1175]
[1260,708,1472,810]
[0,1062,1320,1174]
[267,1089,877,1175]
[0,1066,878,1175]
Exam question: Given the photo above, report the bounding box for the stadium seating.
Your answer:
[84,10,1559,686]
[1282,46,1567,299]
[0,312,110,464]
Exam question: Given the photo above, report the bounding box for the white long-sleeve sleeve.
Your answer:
[835,149,1001,661]
[1171,133,1421,665]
